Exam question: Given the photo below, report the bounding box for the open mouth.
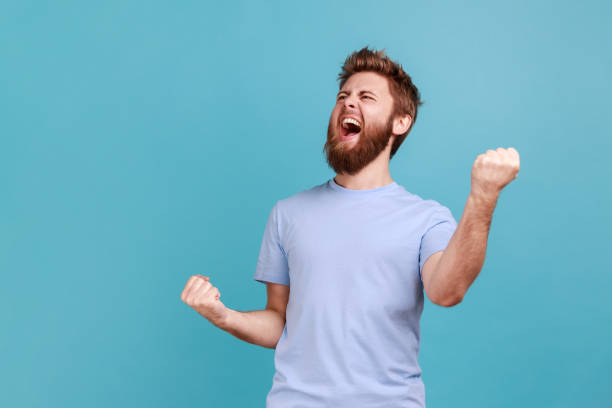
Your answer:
[340,117,362,141]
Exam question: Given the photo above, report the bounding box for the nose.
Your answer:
[343,93,357,109]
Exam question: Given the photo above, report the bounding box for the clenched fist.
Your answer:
[180,275,229,327]
[471,147,520,201]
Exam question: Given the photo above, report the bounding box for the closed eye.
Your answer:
[336,93,375,101]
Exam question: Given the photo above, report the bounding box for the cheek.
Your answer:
[333,105,343,117]
[365,106,389,124]
[329,108,338,122]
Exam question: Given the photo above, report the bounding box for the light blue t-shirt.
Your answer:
[253,177,458,408]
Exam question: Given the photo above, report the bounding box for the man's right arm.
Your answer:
[218,282,289,349]
[180,275,290,349]
[218,308,285,349]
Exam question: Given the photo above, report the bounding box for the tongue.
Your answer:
[343,125,360,138]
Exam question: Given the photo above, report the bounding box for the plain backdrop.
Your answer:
[1,1,611,407]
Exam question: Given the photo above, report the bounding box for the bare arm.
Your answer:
[180,275,290,349]
[423,193,496,307]
[218,282,289,349]
[218,308,285,349]
[422,147,520,307]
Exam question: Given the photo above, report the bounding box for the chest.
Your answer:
[283,206,422,287]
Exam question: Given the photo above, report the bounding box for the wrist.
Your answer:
[214,307,233,331]
[466,192,498,223]
[468,190,499,207]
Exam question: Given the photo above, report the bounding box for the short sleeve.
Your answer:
[418,205,458,283]
[253,202,290,286]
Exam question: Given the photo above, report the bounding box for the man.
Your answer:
[180,47,520,407]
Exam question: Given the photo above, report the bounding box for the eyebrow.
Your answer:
[337,90,378,97]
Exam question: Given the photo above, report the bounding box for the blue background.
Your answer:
[2,1,611,407]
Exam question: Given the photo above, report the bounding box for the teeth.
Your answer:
[342,117,361,130]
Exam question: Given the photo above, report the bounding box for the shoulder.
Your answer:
[393,183,450,213]
[393,183,456,225]
[275,180,328,212]
[260,181,328,230]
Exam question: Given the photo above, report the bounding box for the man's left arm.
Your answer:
[426,147,521,307]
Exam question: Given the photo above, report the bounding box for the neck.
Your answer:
[334,147,394,190]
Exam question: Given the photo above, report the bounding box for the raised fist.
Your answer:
[180,275,228,327]
[471,147,520,201]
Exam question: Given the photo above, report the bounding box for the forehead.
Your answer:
[340,71,391,96]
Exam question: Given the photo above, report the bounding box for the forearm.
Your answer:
[431,193,497,305]
[216,308,285,349]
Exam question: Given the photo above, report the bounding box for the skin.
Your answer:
[323,71,411,189]
[422,147,520,306]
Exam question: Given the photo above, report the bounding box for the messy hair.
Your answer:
[338,47,423,158]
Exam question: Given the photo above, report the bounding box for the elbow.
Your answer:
[438,295,463,307]
[428,281,468,307]
[433,292,464,308]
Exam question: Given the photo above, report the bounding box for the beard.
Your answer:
[323,112,394,176]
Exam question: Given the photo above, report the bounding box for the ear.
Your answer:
[392,114,412,135]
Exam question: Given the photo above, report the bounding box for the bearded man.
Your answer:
[181,47,520,408]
